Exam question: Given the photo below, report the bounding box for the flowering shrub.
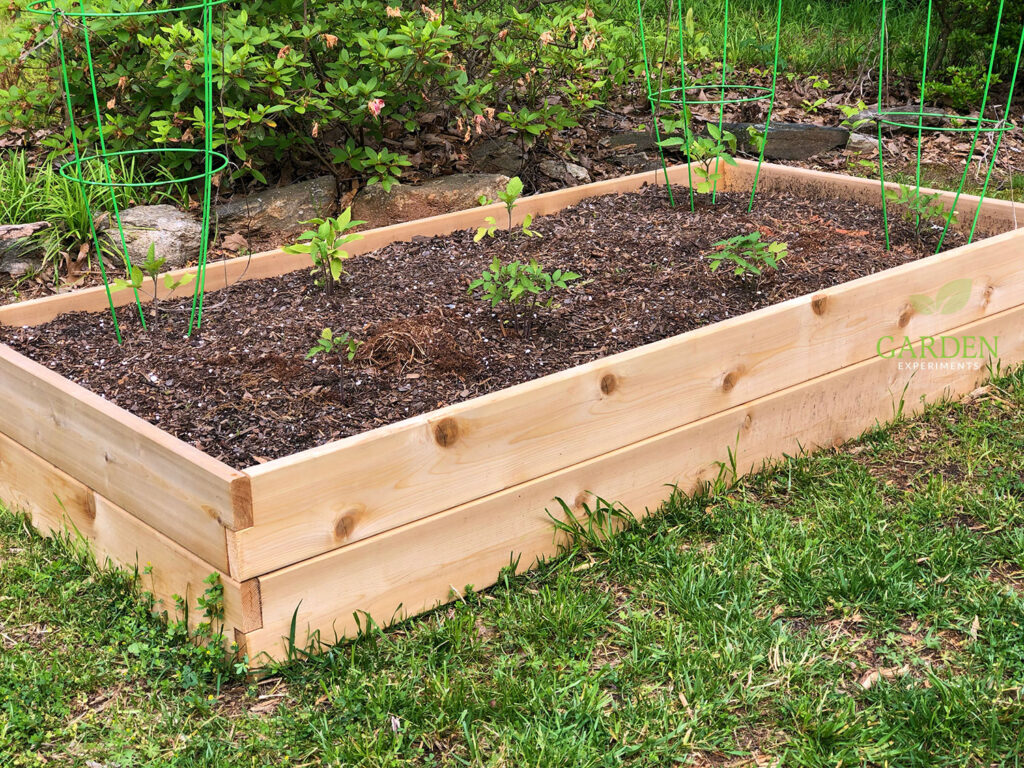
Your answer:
[0,0,621,191]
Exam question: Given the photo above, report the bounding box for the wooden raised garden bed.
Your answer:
[1,159,1022,661]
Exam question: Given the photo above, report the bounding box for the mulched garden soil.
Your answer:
[2,185,971,469]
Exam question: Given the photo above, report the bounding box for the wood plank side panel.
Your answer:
[235,227,1024,578]
[0,433,258,636]
[727,158,1022,234]
[242,303,1024,660]
[0,345,244,569]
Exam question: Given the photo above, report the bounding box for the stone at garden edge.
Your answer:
[96,205,200,269]
[351,173,511,228]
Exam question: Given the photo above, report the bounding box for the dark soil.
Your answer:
[2,185,968,469]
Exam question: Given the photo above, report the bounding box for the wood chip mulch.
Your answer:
[2,185,970,469]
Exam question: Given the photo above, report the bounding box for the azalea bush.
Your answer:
[0,0,622,191]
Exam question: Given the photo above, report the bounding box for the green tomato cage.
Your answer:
[635,0,784,212]
[876,0,1024,254]
[26,0,229,343]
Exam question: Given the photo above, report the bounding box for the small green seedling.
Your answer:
[467,256,580,338]
[659,123,737,194]
[111,243,193,323]
[283,208,365,295]
[475,178,542,241]
[839,100,871,132]
[885,184,950,243]
[801,97,828,114]
[475,216,498,242]
[496,176,525,228]
[306,327,362,361]
[747,125,767,154]
[709,232,787,276]
[479,176,525,229]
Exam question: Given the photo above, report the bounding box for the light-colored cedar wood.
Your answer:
[241,302,1024,660]
[0,430,95,529]
[0,345,247,569]
[231,226,1024,579]
[726,158,1021,233]
[0,165,689,329]
[88,495,259,636]
[0,432,258,636]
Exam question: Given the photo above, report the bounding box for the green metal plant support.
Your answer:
[635,0,783,211]
[27,0,230,343]
[876,0,1023,253]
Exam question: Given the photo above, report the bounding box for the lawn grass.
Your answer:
[2,365,1024,766]
[613,0,926,75]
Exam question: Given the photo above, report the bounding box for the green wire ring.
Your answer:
[876,110,1016,133]
[59,148,229,187]
[650,84,774,106]
[30,0,226,339]
[26,0,231,17]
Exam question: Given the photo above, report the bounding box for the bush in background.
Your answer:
[0,0,620,191]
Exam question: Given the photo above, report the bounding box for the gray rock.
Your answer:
[97,205,200,269]
[351,173,510,228]
[215,175,337,238]
[600,131,659,153]
[847,132,878,153]
[612,152,663,172]
[0,221,48,276]
[538,159,592,186]
[564,162,591,184]
[469,138,525,175]
[715,122,850,160]
[853,104,946,133]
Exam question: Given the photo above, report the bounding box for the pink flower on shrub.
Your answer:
[386,5,402,16]
[539,30,554,45]
[367,98,385,118]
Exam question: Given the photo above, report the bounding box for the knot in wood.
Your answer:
[898,304,914,328]
[433,417,460,448]
[334,513,358,542]
[982,284,994,308]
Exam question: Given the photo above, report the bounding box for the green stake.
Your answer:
[635,0,782,210]
[934,0,1007,254]
[747,0,783,212]
[47,4,122,344]
[28,0,226,342]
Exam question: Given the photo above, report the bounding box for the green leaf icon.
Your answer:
[909,294,935,315]
[934,278,972,315]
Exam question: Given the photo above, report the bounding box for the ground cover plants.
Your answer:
[708,231,787,276]
[1,185,972,468]
[3,365,1023,765]
[0,151,184,285]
